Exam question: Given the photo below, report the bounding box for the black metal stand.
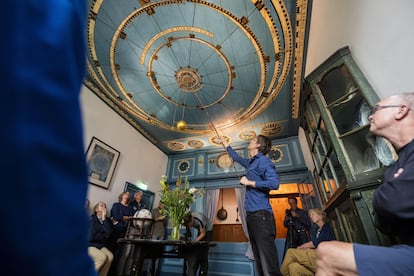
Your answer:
[283,215,295,258]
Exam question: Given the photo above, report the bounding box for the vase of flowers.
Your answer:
[159,175,204,240]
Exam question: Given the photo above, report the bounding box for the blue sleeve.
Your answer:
[0,1,96,275]
[226,146,249,168]
[0,0,96,276]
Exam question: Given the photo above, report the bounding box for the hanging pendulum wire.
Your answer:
[193,91,225,150]
[181,92,187,121]
[193,91,241,179]
[172,99,178,127]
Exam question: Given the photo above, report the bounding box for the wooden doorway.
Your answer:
[270,183,304,239]
[211,184,304,241]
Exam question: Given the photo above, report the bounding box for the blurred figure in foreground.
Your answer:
[0,1,96,275]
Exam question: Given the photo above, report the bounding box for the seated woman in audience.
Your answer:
[280,208,335,276]
[88,201,114,276]
[110,192,134,243]
[109,191,134,275]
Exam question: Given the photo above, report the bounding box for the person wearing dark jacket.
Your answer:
[89,201,114,276]
[284,196,311,249]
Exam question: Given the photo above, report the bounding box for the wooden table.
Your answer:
[117,238,216,276]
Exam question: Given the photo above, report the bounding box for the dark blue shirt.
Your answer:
[283,207,312,231]
[111,202,134,230]
[226,146,280,212]
[89,214,113,249]
[130,200,146,214]
[310,223,335,248]
[373,139,414,245]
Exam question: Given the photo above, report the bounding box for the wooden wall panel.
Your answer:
[212,224,248,242]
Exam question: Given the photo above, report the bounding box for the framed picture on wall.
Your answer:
[86,136,120,189]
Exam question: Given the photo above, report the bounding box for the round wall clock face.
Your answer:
[216,153,234,169]
[268,147,283,162]
[177,160,190,173]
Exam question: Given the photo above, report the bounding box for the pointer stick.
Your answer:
[193,93,241,179]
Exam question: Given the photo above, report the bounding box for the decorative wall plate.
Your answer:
[261,122,283,136]
[375,137,398,166]
[177,160,190,173]
[359,102,371,126]
[168,141,185,151]
[239,130,257,140]
[216,153,234,169]
[188,139,204,148]
[268,147,283,162]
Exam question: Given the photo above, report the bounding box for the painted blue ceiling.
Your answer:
[84,0,312,154]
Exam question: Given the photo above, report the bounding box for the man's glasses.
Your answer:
[370,105,401,116]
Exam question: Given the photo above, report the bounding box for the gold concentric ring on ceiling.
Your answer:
[108,1,271,133]
[87,0,293,134]
[147,36,233,109]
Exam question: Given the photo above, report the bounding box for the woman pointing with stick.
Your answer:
[222,135,282,276]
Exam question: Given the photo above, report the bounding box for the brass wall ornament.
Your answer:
[216,153,234,169]
[268,147,283,162]
[177,160,190,174]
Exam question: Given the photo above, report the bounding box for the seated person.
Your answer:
[130,190,146,213]
[108,191,134,276]
[88,201,114,276]
[182,212,212,275]
[151,200,167,240]
[280,208,335,276]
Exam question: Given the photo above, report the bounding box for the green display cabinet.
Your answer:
[300,46,397,245]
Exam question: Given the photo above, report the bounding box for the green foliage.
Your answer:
[159,175,204,226]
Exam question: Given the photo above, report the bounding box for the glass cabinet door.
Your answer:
[301,46,398,246]
[313,61,396,182]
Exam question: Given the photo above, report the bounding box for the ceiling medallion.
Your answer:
[209,135,231,146]
[175,67,204,93]
[261,122,283,137]
[168,141,186,151]
[188,139,204,148]
[239,130,257,140]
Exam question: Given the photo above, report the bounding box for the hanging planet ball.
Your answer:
[176,120,187,131]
